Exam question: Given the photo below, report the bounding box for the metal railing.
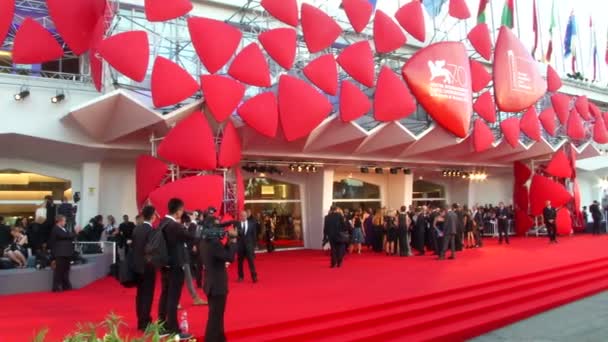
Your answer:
[0,66,92,83]
[73,241,117,264]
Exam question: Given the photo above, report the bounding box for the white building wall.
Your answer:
[98,160,138,220]
[468,174,514,207]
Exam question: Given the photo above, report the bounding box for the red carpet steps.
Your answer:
[226,257,608,342]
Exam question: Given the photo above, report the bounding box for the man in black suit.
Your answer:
[201,218,238,342]
[590,201,603,235]
[496,202,510,244]
[49,215,79,292]
[158,198,193,340]
[132,205,157,331]
[543,200,558,243]
[323,206,346,268]
[119,214,136,254]
[439,205,457,260]
[236,210,258,283]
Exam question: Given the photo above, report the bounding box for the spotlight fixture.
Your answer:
[390,168,399,175]
[311,165,317,173]
[289,164,296,172]
[14,89,30,101]
[375,167,383,174]
[403,169,411,175]
[360,167,369,174]
[305,165,311,172]
[297,165,303,172]
[51,93,65,103]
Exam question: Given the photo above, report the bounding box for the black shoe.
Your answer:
[237,277,244,282]
[176,332,193,340]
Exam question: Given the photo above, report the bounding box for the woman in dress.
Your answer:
[433,209,446,257]
[349,210,365,254]
[463,206,475,248]
[3,226,28,267]
[363,208,374,250]
[371,210,385,253]
[385,210,398,256]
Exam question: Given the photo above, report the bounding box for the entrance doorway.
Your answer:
[413,180,446,208]
[332,178,381,212]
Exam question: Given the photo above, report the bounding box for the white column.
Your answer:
[303,168,334,249]
[79,162,101,226]
[386,172,414,209]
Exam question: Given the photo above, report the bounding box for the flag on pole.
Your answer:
[564,11,577,73]
[531,0,539,58]
[500,0,514,28]
[423,0,447,18]
[477,0,489,24]
[590,17,598,81]
[605,26,608,67]
[545,0,556,63]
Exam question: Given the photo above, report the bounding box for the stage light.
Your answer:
[311,165,317,173]
[297,165,303,172]
[361,167,369,174]
[390,168,399,174]
[404,169,411,175]
[375,167,383,174]
[51,93,65,103]
[289,164,296,172]
[14,89,30,101]
[305,165,311,172]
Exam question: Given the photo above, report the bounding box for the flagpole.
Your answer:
[576,13,583,77]
[536,0,545,61]
[556,6,566,75]
[514,0,521,38]
[489,0,497,43]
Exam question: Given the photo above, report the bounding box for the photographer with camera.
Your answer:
[200,207,238,342]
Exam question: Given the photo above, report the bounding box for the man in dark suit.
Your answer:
[496,202,510,244]
[472,206,484,247]
[157,198,193,340]
[119,214,136,254]
[49,215,79,292]
[201,219,238,342]
[440,205,457,260]
[132,205,157,332]
[543,200,558,243]
[323,206,346,268]
[236,210,258,283]
[0,216,11,252]
[590,201,603,235]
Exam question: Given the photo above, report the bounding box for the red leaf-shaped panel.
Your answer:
[0,0,14,46]
[301,3,342,53]
[546,65,562,92]
[500,117,520,148]
[539,107,557,136]
[395,0,425,42]
[218,121,242,168]
[342,0,373,33]
[494,26,546,112]
[340,80,371,122]
[551,93,571,125]
[145,0,192,22]
[157,112,217,170]
[375,65,416,122]
[237,92,279,138]
[514,161,531,186]
[303,54,338,96]
[188,17,242,74]
[529,174,573,215]
[136,155,167,209]
[515,209,534,236]
[47,0,105,55]
[259,28,297,70]
[449,0,471,19]
[470,59,491,92]
[546,150,572,178]
[520,106,541,141]
[556,208,573,235]
[201,75,246,122]
[594,116,608,144]
[337,41,375,88]
[467,23,492,61]
[12,18,64,64]
[403,42,472,138]
[473,119,494,152]
[278,75,333,142]
[473,91,496,123]
[149,175,223,218]
[373,10,406,54]
[574,95,591,121]
[514,186,529,212]
[589,102,602,119]
[228,43,271,87]
[98,31,149,82]
[151,56,199,108]
[573,180,581,216]
[566,109,586,141]
[89,16,105,92]
[261,0,298,27]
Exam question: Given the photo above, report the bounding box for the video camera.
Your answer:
[200,206,238,240]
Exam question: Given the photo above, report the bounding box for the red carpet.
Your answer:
[2,236,608,341]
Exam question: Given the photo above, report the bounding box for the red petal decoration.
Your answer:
[556,208,572,235]
[551,93,571,125]
[403,42,472,137]
[539,107,557,136]
[573,180,581,216]
[473,119,494,152]
[218,121,242,168]
[520,106,541,141]
[201,75,246,122]
[373,10,406,54]
[0,0,14,46]
[449,0,471,19]
[395,0,426,42]
[594,116,608,144]
[145,0,192,22]
[566,109,586,141]
[259,28,297,70]
[89,16,105,92]
[151,57,199,108]
[514,161,531,186]
[493,26,546,112]
[12,18,64,64]
[500,117,520,148]
[515,209,534,236]
[278,75,333,142]
[188,17,242,74]
[470,59,491,92]
[529,174,573,216]
[47,0,105,55]
[149,175,223,218]
[337,41,375,88]
[228,43,271,87]
[303,54,339,96]
[514,186,529,212]
[301,3,342,53]
[376,65,416,122]
[98,31,149,82]
[467,23,492,61]
[237,92,279,138]
[342,0,373,33]
[546,150,572,178]
[136,155,167,209]
[574,95,591,121]
[546,65,562,92]
[261,0,298,27]
[340,80,371,122]
[473,92,497,123]
[157,112,217,170]
[589,102,602,119]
